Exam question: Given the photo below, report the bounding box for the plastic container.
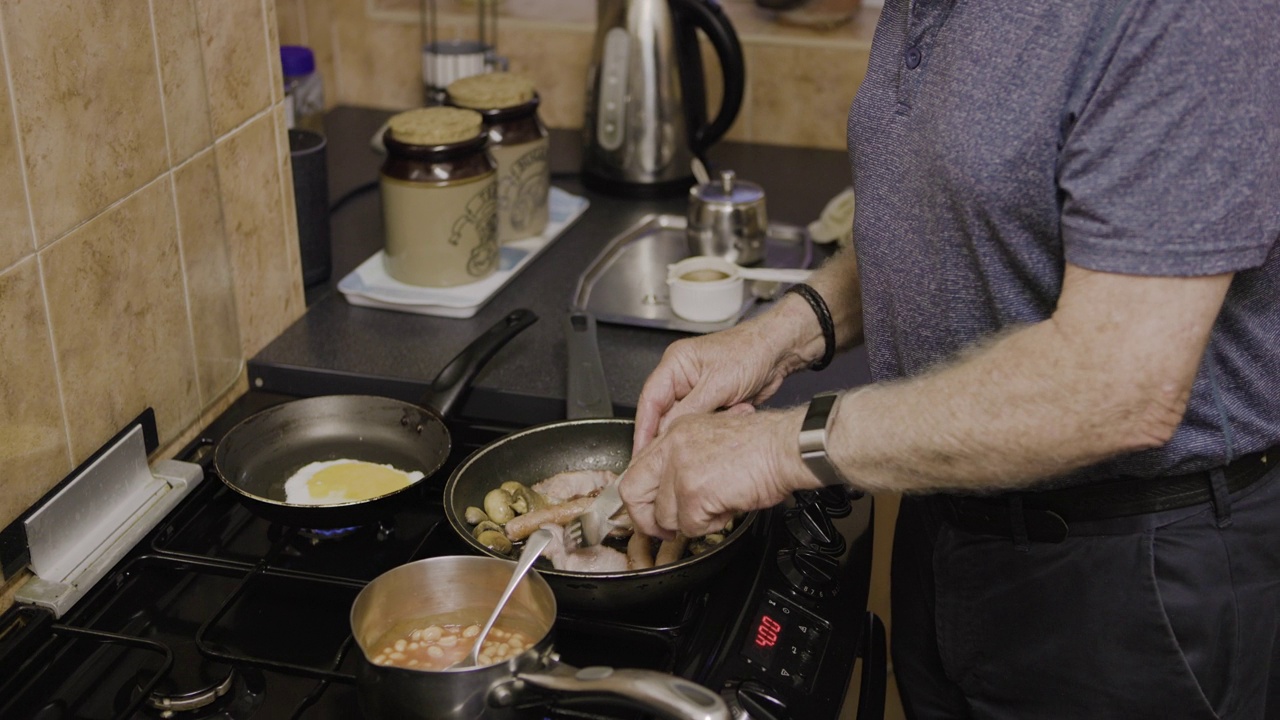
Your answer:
[379,107,499,287]
[281,45,325,135]
[446,72,549,243]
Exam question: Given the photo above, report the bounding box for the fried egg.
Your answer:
[283,459,425,505]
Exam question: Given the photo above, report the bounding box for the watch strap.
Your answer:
[799,391,847,486]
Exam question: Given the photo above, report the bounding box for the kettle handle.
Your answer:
[671,0,746,159]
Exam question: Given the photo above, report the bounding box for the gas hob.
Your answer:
[0,392,884,720]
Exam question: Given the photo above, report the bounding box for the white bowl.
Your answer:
[666,256,745,323]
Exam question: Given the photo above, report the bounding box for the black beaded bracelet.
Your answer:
[785,283,836,371]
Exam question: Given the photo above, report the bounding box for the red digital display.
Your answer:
[755,615,782,648]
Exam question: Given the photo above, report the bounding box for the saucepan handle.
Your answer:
[512,666,730,720]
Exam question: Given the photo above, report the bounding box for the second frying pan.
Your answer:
[213,309,537,528]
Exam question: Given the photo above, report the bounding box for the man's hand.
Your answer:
[622,405,823,539]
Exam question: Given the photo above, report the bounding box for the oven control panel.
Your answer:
[738,590,831,692]
[708,488,878,720]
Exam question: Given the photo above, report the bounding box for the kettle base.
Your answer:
[582,171,694,199]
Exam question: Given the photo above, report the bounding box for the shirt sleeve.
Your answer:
[1057,0,1280,277]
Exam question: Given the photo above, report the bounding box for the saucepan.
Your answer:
[213,309,537,529]
[350,556,730,720]
[442,312,761,611]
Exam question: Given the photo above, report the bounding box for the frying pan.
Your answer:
[442,311,760,610]
[214,309,537,529]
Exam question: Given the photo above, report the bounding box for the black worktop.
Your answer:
[249,106,870,428]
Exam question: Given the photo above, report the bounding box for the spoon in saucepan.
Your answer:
[453,527,555,669]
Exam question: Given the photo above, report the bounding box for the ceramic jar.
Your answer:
[380,107,499,287]
[447,73,550,243]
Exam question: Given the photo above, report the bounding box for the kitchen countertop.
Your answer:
[249,106,871,427]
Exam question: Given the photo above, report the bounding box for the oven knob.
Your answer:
[777,547,839,597]
[735,680,788,720]
[783,505,846,555]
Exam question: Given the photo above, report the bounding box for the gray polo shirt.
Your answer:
[847,0,1280,479]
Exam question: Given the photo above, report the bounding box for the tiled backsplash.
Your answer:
[0,0,305,587]
[274,0,876,151]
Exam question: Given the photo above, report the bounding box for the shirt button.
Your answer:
[905,46,923,69]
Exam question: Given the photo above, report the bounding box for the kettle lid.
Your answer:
[691,170,764,205]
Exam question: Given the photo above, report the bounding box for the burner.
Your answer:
[299,525,363,542]
[119,639,266,720]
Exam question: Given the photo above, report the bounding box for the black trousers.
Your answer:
[890,465,1280,719]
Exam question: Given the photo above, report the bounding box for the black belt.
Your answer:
[941,448,1276,543]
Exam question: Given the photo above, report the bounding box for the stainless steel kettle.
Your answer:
[582,0,745,198]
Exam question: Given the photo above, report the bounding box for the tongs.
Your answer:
[566,472,625,547]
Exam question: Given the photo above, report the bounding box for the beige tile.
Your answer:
[4,0,168,244]
[0,41,33,271]
[214,112,304,358]
[332,1,421,110]
[745,43,867,150]
[274,0,306,45]
[264,0,284,103]
[152,0,215,164]
[274,104,302,276]
[500,26,592,131]
[0,258,72,529]
[42,179,200,460]
[300,0,336,110]
[173,149,243,405]
[195,0,273,137]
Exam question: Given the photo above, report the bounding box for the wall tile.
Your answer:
[264,0,284,103]
[195,0,274,137]
[500,26,592,131]
[332,1,421,110]
[152,0,215,164]
[4,0,169,245]
[215,112,304,358]
[0,258,72,530]
[41,178,200,462]
[275,0,305,45]
[173,149,242,406]
[744,43,867,150]
[306,0,337,109]
[0,42,32,272]
[273,104,302,276]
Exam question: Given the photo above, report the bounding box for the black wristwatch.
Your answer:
[799,391,848,486]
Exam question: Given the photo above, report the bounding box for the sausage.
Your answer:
[503,496,596,541]
[627,532,654,570]
[655,533,688,566]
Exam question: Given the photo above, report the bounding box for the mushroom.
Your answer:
[483,488,516,524]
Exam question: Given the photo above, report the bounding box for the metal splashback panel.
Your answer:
[573,214,810,334]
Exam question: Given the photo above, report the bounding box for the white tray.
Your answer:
[337,187,589,317]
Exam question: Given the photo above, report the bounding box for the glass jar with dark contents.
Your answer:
[446,72,550,243]
[380,107,499,287]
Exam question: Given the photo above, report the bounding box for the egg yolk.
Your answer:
[307,461,413,501]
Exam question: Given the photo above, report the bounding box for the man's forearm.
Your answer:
[818,268,1231,494]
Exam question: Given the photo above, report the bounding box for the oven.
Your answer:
[0,391,885,720]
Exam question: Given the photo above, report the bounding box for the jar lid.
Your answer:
[447,72,537,110]
[691,170,765,205]
[387,107,485,146]
[280,45,316,77]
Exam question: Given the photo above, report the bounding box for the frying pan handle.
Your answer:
[565,310,614,420]
[420,309,538,417]
[514,666,730,720]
